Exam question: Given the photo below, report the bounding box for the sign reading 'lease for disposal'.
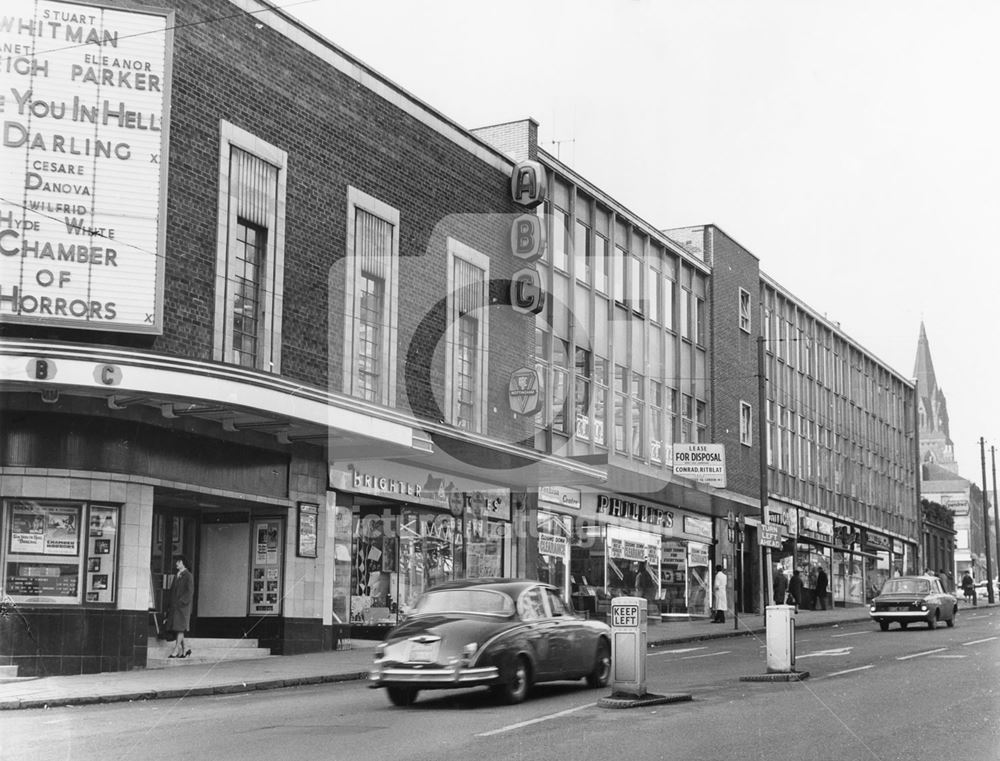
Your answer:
[673,443,727,488]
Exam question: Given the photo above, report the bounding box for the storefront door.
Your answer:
[151,509,198,631]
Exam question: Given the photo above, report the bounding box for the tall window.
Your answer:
[447,240,489,432]
[650,380,664,463]
[614,364,627,452]
[232,220,266,368]
[574,220,592,285]
[739,288,751,333]
[593,355,608,447]
[574,347,592,440]
[343,188,400,405]
[681,394,693,443]
[595,234,609,294]
[454,314,478,429]
[613,246,627,303]
[356,271,385,402]
[552,205,569,272]
[214,124,287,370]
[630,371,645,457]
[740,401,752,446]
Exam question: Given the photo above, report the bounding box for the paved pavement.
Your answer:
[1,602,987,711]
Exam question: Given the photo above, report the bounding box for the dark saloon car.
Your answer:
[368,578,612,706]
[868,575,958,631]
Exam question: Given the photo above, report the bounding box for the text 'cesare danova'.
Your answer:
[597,495,674,528]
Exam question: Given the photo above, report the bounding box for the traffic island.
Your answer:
[598,691,693,709]
[739,670,810,683]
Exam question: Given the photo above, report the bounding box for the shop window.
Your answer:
[214,123,287,371]
[537,511,572,598]
[344,189,400,405]
[2,500,120,605]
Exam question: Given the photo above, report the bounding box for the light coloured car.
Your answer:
[869,575,958,631]
[369,578,612,706]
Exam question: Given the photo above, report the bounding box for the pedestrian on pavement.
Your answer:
[812,566,828,610]
[938,569,953,594]
[773,566,788,606]
[166,555,194,658]
[961,570,976,606]
[711,564,727,623]
[788,569,803,613]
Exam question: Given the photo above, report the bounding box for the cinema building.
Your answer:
[0,0,604,676]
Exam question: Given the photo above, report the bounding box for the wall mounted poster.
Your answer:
[9,503,80,555]
[297,502,318,558]
[0,1,173,333]
[249,519,282,616]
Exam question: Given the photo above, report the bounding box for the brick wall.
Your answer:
[706,226,761,500]
[2,0,535,445]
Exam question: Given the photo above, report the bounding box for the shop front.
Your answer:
[535,485,581,601]
[329,462,511,639]
[566,491,716,621]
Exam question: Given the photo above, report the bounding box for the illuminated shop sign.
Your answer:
[508,366,542,415]
[800,512,834,542]
[597,494,673,529]
[538,485,581,510]
[861,530,890,552]
[505,160,547,414]
[330,463,511,520]
[0,2,172,333]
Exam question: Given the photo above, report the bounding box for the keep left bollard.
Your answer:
[597,596,692,709]
[740,604,810,683]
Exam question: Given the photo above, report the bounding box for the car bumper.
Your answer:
[368,662,500,688]
[869,610,931,621]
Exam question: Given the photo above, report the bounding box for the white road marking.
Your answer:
[962,636,998,646]
[821,665,874,678]
[931,654,967,659]
[796,647,853,659]
[679,650,731,660]
[476,702,594,737]
[896,648,947,660]
[831,631,871,638]
[648,646,707,657]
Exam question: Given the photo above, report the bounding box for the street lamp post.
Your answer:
[979,438,995,604]
[991,446,999,604]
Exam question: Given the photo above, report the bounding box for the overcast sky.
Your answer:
[281,0,1000,482]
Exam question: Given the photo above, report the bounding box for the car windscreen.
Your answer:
[880,579,929,595]
[412,589,515,617]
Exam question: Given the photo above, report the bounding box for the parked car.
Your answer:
[368,578,612,706]
[868,575,958,631]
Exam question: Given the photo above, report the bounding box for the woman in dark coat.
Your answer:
[167,555,194,658]
[788,569,804,613]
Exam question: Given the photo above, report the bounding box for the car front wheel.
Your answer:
[386,686,419,707]
[878,621,889,632]
[492,655,531,705]
[586,639,612,688]
[946,607,956,628]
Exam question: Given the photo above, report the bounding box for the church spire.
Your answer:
[913,320,938,397]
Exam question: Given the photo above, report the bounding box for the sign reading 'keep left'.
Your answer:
[0,2,172,333]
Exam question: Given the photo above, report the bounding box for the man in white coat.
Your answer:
[712,564,727,623]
